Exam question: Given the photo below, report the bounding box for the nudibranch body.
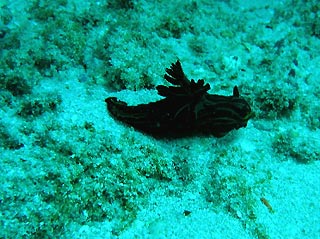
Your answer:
[105,60,252,138]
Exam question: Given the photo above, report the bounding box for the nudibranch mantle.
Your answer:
[105,60,252,138]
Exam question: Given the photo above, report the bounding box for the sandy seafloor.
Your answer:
[0,0,319,238]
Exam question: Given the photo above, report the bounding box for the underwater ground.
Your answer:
[0,0,319,238]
